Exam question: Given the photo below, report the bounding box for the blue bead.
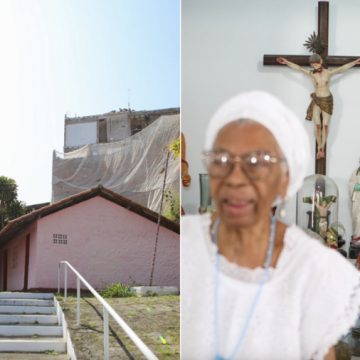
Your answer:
[215,355,226,360]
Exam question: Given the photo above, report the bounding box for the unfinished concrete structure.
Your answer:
[53,108,180,214]
[64,108,179,152]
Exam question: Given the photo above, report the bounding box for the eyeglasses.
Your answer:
[202,150,284,180]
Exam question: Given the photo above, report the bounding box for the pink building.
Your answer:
[0,187,179,291]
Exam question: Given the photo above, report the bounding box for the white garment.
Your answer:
[181,214,360,360]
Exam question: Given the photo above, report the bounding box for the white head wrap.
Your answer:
[204,90,310,199]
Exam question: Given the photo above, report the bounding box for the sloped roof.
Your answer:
[0,186,179,244]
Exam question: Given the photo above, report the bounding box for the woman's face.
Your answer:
[210,121,289,228]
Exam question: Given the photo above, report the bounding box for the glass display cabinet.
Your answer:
[297,174,339,247]
[199,173,213,214]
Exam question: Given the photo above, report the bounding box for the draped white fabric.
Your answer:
[52,114,180,213]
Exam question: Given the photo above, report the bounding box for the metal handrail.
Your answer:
[57,261,159,360]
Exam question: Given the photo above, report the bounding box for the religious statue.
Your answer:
[303,190,336,242]
[314,198,336,239]
[349,163,360,242]
[180,132,191,215]
[325,226,339,249]
[276,55,360,160]
[181,132,191,187]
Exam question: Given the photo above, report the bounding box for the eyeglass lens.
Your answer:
[206,152,274,179]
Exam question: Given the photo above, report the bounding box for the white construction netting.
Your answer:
[52,114,180,213]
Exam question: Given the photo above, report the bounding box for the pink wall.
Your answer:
[27,196,179,290]
[0,223,37,291]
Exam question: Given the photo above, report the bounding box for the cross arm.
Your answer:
[264,55,360,67]
[263,55,310,66]
[325,56,360,67]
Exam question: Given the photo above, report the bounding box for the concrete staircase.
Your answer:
[0,292,67,354]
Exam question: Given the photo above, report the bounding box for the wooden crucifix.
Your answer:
[263,1,360,175]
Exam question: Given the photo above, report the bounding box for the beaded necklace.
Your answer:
[213,216,276,360]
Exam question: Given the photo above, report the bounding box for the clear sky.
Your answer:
[0,0,179,205]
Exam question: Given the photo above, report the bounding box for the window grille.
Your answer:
[53,234,68,245]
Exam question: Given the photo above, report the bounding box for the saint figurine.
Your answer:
[350,163,360,242]
[314,198,336,240]
[303,193,336,240]
[276,55,360,160]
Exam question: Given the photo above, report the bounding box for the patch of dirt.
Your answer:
[58,295,179,360]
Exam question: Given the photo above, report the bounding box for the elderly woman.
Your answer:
[181,91,360,360]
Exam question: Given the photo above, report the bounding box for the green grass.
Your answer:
[126,311,137,317]
[43,349,59,355]
[100,282,135,298]
[57,295,180,359]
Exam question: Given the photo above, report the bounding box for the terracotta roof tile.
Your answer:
[0,186,179,244]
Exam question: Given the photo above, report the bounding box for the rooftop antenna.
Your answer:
[128,88,131,111]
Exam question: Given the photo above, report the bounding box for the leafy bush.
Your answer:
[100,282,134,298]
[0,176,27,229]
[169,137,180,159]
[163,188,180,223]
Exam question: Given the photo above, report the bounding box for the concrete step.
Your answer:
[0,306,56,315]
[0,314,58,325]
[0,293,53,300]
[0,299,53,307]
[0,354,69,359]
[0,293,67,355]
[0,325,63,337]
[0,338,66,353]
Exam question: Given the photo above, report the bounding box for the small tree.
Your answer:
[162,137,180,223]
[169,137,180,159]
[163,188,180,223]
[0,176,27,229]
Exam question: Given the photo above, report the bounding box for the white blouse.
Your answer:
[181,214,360,360]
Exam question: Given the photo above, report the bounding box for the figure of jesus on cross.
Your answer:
[276,55,360,160]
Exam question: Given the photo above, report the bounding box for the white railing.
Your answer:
[57,261,159,360]
[53,296,77,360]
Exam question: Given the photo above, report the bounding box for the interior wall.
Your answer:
[181,0,360,245]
